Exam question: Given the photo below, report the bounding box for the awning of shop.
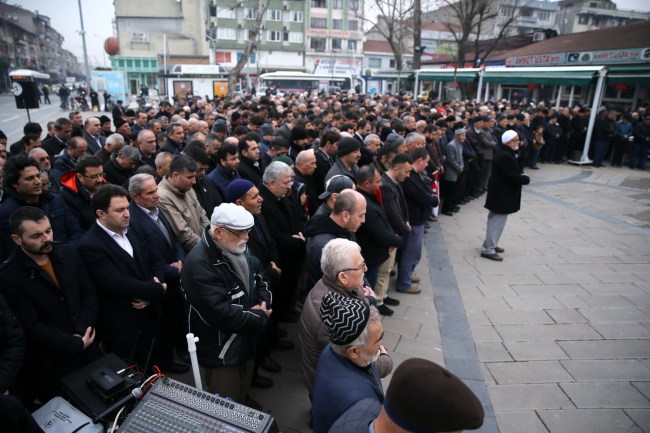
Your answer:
[417,68,480,83]
[482,66,604,86]
[606,65,650,85]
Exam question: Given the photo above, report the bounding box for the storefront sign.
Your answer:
[509,47,650,66]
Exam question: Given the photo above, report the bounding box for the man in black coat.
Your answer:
[41,117,72,159]
[0,207,97,404]
[259,161,305,322]
[128,174,188,374]
[103,146,140,187]
[78,185,167,369]
[480,130,530,261]
[59,155,105,230]
[237,135,264,186]
[82,116,107,155]
[356,165,403,316]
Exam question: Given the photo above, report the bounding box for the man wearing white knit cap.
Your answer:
[181,203,272,404]
[480,130,530,261]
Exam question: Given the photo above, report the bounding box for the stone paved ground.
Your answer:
[178,164,650,433]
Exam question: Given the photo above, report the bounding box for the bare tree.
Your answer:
[365,0,415,93]
[438,0,519,68]
[226,0,270,100]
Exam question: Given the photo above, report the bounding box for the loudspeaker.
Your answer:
[12,80,40,109]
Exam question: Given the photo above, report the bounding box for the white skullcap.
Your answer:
[501,130,519,144]
[210,203,254,230]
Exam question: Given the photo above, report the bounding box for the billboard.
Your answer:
[91,71,128,103]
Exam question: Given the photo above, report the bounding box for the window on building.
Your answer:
[290,32,304,43]
[216,52,232,63]
[332,0,344,9]
[268,30,282,41]
[267,9,281,21]
[292,11,304,22]
[239,28,249,40]
[283,32,289,42]
[311,18,327,28]
[589,1,597,7]
[245,8,257,20]
[389,59,396,68]
[538,11,550,21]
[368,58,382,68]
[217,7,236,19]
[578,15,589,24]
[348,40,357,51]
[311,0,326,8]
[332,38,342,50]
[349,0,358,10]
[348,20,358,31]
[311,38,326,52]
[592,17,600,26]
[332,19,343,30]
[217,27,236,40]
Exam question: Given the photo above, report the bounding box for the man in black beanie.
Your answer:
[325,137,361,183]
[329,357,484,433]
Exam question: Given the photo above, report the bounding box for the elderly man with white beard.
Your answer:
[181,203,272,404]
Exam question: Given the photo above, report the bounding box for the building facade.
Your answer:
[556,0,648,35]
[0,3,80,91]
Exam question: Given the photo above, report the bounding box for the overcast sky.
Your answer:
[14,0,650,68]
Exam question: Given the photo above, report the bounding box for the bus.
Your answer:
[258,71,357,94]
[162,64,229,103]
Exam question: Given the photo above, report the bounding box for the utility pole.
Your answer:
[77,0,91,83]
[413,0,422,70]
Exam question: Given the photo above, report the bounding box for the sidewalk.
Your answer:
[228,164,649,433]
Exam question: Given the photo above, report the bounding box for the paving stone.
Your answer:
[579,308,650,323]
[560,382,650,408]
[401,305,438,324]
[470,326,502,342]
[578,295,636,308]
[475,342,513,362]
[538,409,642,433]
[511,283,588,296]
[592,323,650,339]
[487,361,573,384]
[394,336,444,363]
[505,296,564,310]
[504,341,570,361]
[624,409,650,433]
[464,296,513,311]
[625,294,650,307]
[555,295,590,308]
[495,324,601,341]
[416,324,441,342]
[378,316,421,339]
[562,360,650,382]
[595,273,646,284]
[632,381,650,401]
[559,340,650,359]
[488,384,573,410]
[580,283,647,296]
[495,411,550,433]
[465,309,491,326]
[545,308,589,324]
[484,309,554,325]
[381,331,402,352]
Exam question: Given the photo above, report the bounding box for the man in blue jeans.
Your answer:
[398,148,439,294]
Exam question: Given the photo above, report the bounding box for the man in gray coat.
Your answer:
[441,128,465,216]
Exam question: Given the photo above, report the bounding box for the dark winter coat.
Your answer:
[484,145,530,215]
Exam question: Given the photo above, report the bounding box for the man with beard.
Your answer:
[0,156,83,260]
[79,185,167,368]
[0,206,97,405]
[158,155,210,253]
[181,203,272,403]
[325,137,361,184]
[60,155,106,230]
[207,143,241,199]
[42,118,72,159]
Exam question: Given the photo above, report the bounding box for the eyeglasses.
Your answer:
[81,172,104,180]
[37,156,51,162]
[339,262,367,274]
[220,226,251,239]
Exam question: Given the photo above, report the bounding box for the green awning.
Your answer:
[482,69,598,86]
[418,69,479,83]
[606,65,650,85]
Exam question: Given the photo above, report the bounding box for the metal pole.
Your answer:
[476,69,484,103]
[578,68,607,164]
[568,85,575,107]
[77,0,91,84]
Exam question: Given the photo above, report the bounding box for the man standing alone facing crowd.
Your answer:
[480,130,530,261]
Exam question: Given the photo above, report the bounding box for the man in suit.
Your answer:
[128,174,188,374]
[79,184,168,369]
[82,117,107,155]
[237,134,264,186]
[41,117,72,159]
[314,129,341,196]
[0,206,97,404]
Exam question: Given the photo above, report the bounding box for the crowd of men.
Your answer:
[0,89,648,432]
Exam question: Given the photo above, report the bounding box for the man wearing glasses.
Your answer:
[480,130,530,261]
[182,203,272,405]
[60,156,106,230]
